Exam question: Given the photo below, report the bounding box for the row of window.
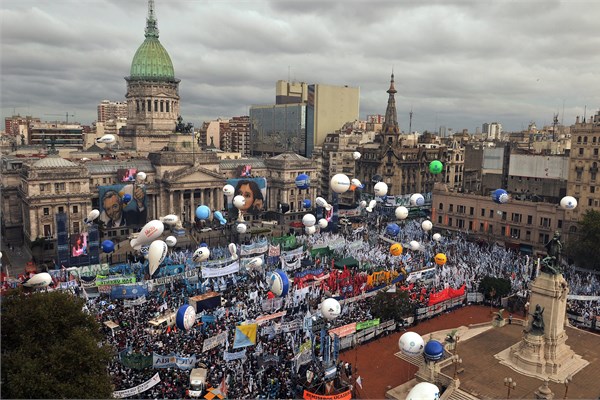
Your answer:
[40,182,81,193]
[134,99,176,113]
[576,147,599,156]
[575,136,600,144]
[438,203,560,227]
[43,205,79,216]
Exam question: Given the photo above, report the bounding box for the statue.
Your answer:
[495,309,505,321]
[540,231,562,275]
[530,304,545,335]
[175,115,194,134]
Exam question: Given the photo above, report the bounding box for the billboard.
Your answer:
[117,168,137,182]
[226,177,267,217]
[235,165,252,178]
[98,184,147,228]
[71,232,89,257]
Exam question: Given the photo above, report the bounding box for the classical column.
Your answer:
[200,189,205,206]
[169,191,174,213]
[179,190,185,222]
[157,189,162,217]
[190,190,195,223]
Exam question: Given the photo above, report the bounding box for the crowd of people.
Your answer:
[43,219,600,398]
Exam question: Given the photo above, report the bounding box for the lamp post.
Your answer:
[452,355,463,379]
[504,377,517,399]
[563,375,573,399]
[454,333,460,355]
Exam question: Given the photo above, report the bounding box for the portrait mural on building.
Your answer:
[226,178,267,218]
[98,184,147,228]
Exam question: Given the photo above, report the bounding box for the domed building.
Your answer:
[121,0,181,153]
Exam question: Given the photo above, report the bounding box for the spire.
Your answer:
[382,73,400,134]
[145,0,159,39]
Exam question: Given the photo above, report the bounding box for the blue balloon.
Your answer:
[492,189,509,204]
[214,211,227,225]
[101,240,115,253]
[302,199,312,209]
[176,304,195,330]
[195,205,211,220]
[200,242,208,248]
[295,174,310,190]
[122,193,132,204]
[386,223,400,237]
[424,340,444,361]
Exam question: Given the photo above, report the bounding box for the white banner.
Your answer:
[113,372,161,398]
[281,257,302,271]
[223,349,247,362]
[202,331,228,352]
[124,296,147,307]
[567,294,600,301]
[281,246,304,260]
[240,239,269,256]
[152,353,197,370]
[151,269,198,286]
[201,262,240,278]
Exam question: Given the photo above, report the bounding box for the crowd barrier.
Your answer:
[337,319,397,351]
[416,295,466,320]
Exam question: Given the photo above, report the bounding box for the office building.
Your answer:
[97,100,128,123]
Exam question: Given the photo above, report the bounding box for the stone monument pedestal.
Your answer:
[496,272,588,382]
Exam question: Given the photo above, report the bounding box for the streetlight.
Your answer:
[563,375,573,399]
[452,355,463,379]
[504,377,517,399]
[454,333,460,355]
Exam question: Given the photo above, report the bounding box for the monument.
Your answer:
[496,232,589,382]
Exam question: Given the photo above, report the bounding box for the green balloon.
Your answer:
[429,160,443,174]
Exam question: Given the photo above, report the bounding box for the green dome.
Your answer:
[130,37,174,80]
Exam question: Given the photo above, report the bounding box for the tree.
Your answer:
[369,289,416,322]
[1,290,114,399]
[478,275,511,301]
[567,210,600,270]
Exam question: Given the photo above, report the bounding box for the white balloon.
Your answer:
[305,225,317,235]
[359,200,367,208]
[406,382,440,400]
[318,218,328,229]
[398,331,425,356]
[321,298,341,320]
[302,213,316,227]
[324,204,332,211]
[315,197,328,207]
[352,151,361,160]
[23,272,52,288]
[96,134,116,144]
[409,240,420,251]
[85,209,100,224]
[161,214,179,225]
[422,220,433,231]
[248,257,263,268]
[410,193,425,207]
[130,220,164,249]
[330,173,351,194]
[374,181,388,197]
[0,251,2,260]
[233,195,246,210]
[560,195,577,210]
[165,236,177,247]
[136,171,147,181]
[236,223,247,234]
[351,178,362,189]
[432,233,442,242]
[228,243,238,260]
[395,206,409,220]
[223,184,235,196]
[192,246,210,263]
[148,240,168,276]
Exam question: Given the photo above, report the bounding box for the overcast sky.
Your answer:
[2,0,599,134]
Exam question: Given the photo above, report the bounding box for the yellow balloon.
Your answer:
[434,253,447,266]
[390,243,403,257]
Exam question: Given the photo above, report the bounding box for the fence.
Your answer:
[337,319,397,351]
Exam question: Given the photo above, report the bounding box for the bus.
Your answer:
[406,267,436,285]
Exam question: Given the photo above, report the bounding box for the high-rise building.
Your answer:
[97,100,127,123]
[229,116,250,156]
[29,122,84,147]
[4,115,40,143]
[275,80,308,105]
[567,110,600,219]
[121,0,180,153]
[250,103,307,156]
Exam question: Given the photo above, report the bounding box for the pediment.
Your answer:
[163,165,225,184]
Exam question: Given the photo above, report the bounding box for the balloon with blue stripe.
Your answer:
[176,304,196,330]
[269,269,289,297]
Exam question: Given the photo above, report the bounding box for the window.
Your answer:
[579,148,584,156]
[576,171,583,181]
[510,227,521,239]
[527,215,533,225]
[457,205,466,214]
[54,182,65,192]
[469,207,474,216]
[439,203,444,210]
[595,148,599,156]
[525,230,531,241]
[558,220,563,229]
[44,224,52,237]
[479,223,484,232]
[72,205,78,214]
[73,221,80,234]
[540,217,551,228]
[448,217,453,226]
[584,136,588,144]
[468,221,473,230]
[481,208,486,217]
[458,219,465,229]
[591,186,596,193]
[501,211,507,221]
[539,233,549,244]
[438,216,443,224]
[40,184,45,192]
[43,207,50,216]
[511,213,522,223]
[449,204,454,212]
[489,210,494,218]
[489,224,493,233]
[58,206,64,213]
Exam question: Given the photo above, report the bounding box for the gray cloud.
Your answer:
[1,0,599,134]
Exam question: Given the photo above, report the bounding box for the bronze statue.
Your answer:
[530,304,545,335]
[541,231,562,275]
[495,309,505,321]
